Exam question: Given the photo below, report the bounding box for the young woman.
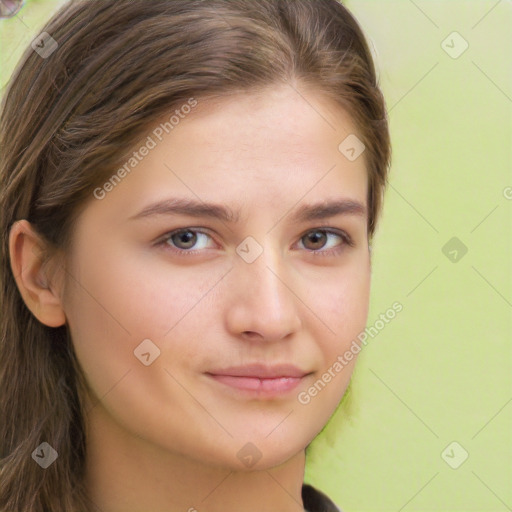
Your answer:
[0,1,391,511]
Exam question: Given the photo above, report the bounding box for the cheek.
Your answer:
[67,242,217,335]
[63,248,220,389]
[298,268,370,424]
[316,260,371,343]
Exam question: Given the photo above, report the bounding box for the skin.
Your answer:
[9,84,370,512]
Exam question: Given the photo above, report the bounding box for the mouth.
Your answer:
[205,363,312,397]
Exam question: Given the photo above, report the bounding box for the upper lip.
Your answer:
[206,363,310,379]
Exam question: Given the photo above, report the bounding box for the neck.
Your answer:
[83,403,307,512]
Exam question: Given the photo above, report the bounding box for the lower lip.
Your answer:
[207,374,303,396]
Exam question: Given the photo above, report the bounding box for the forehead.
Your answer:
[166,85,362,159]
[82,84,368,231]
[142,86,366,191]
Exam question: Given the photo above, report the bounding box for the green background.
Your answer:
[1,1,510,511]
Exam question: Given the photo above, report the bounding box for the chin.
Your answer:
[200,435,308,472]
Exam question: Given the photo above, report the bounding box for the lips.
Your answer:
[206,363,309,379]
[205,363,311,396]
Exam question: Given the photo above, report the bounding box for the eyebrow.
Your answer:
[128,197,367,223]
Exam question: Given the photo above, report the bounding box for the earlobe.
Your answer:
[8,220,66,328]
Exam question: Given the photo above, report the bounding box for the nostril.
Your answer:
[242,331,259,339]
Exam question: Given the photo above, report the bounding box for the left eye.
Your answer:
[298,229,350,253]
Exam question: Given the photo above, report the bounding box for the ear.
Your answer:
[8,219,66,327]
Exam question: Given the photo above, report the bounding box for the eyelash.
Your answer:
[156,227,355,257]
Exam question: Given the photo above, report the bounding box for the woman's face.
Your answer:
[62,84,370,470]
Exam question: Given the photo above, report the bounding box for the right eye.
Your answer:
[157,228,217,255]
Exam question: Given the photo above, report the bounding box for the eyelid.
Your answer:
[298,225,353,242]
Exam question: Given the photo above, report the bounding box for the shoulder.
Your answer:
[301,483,343,512]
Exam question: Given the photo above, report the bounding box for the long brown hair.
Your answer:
[0,1,391,510]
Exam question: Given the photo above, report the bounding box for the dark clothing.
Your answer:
[302,484,342,512]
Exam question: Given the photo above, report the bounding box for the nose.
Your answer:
[224,246,302,342]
